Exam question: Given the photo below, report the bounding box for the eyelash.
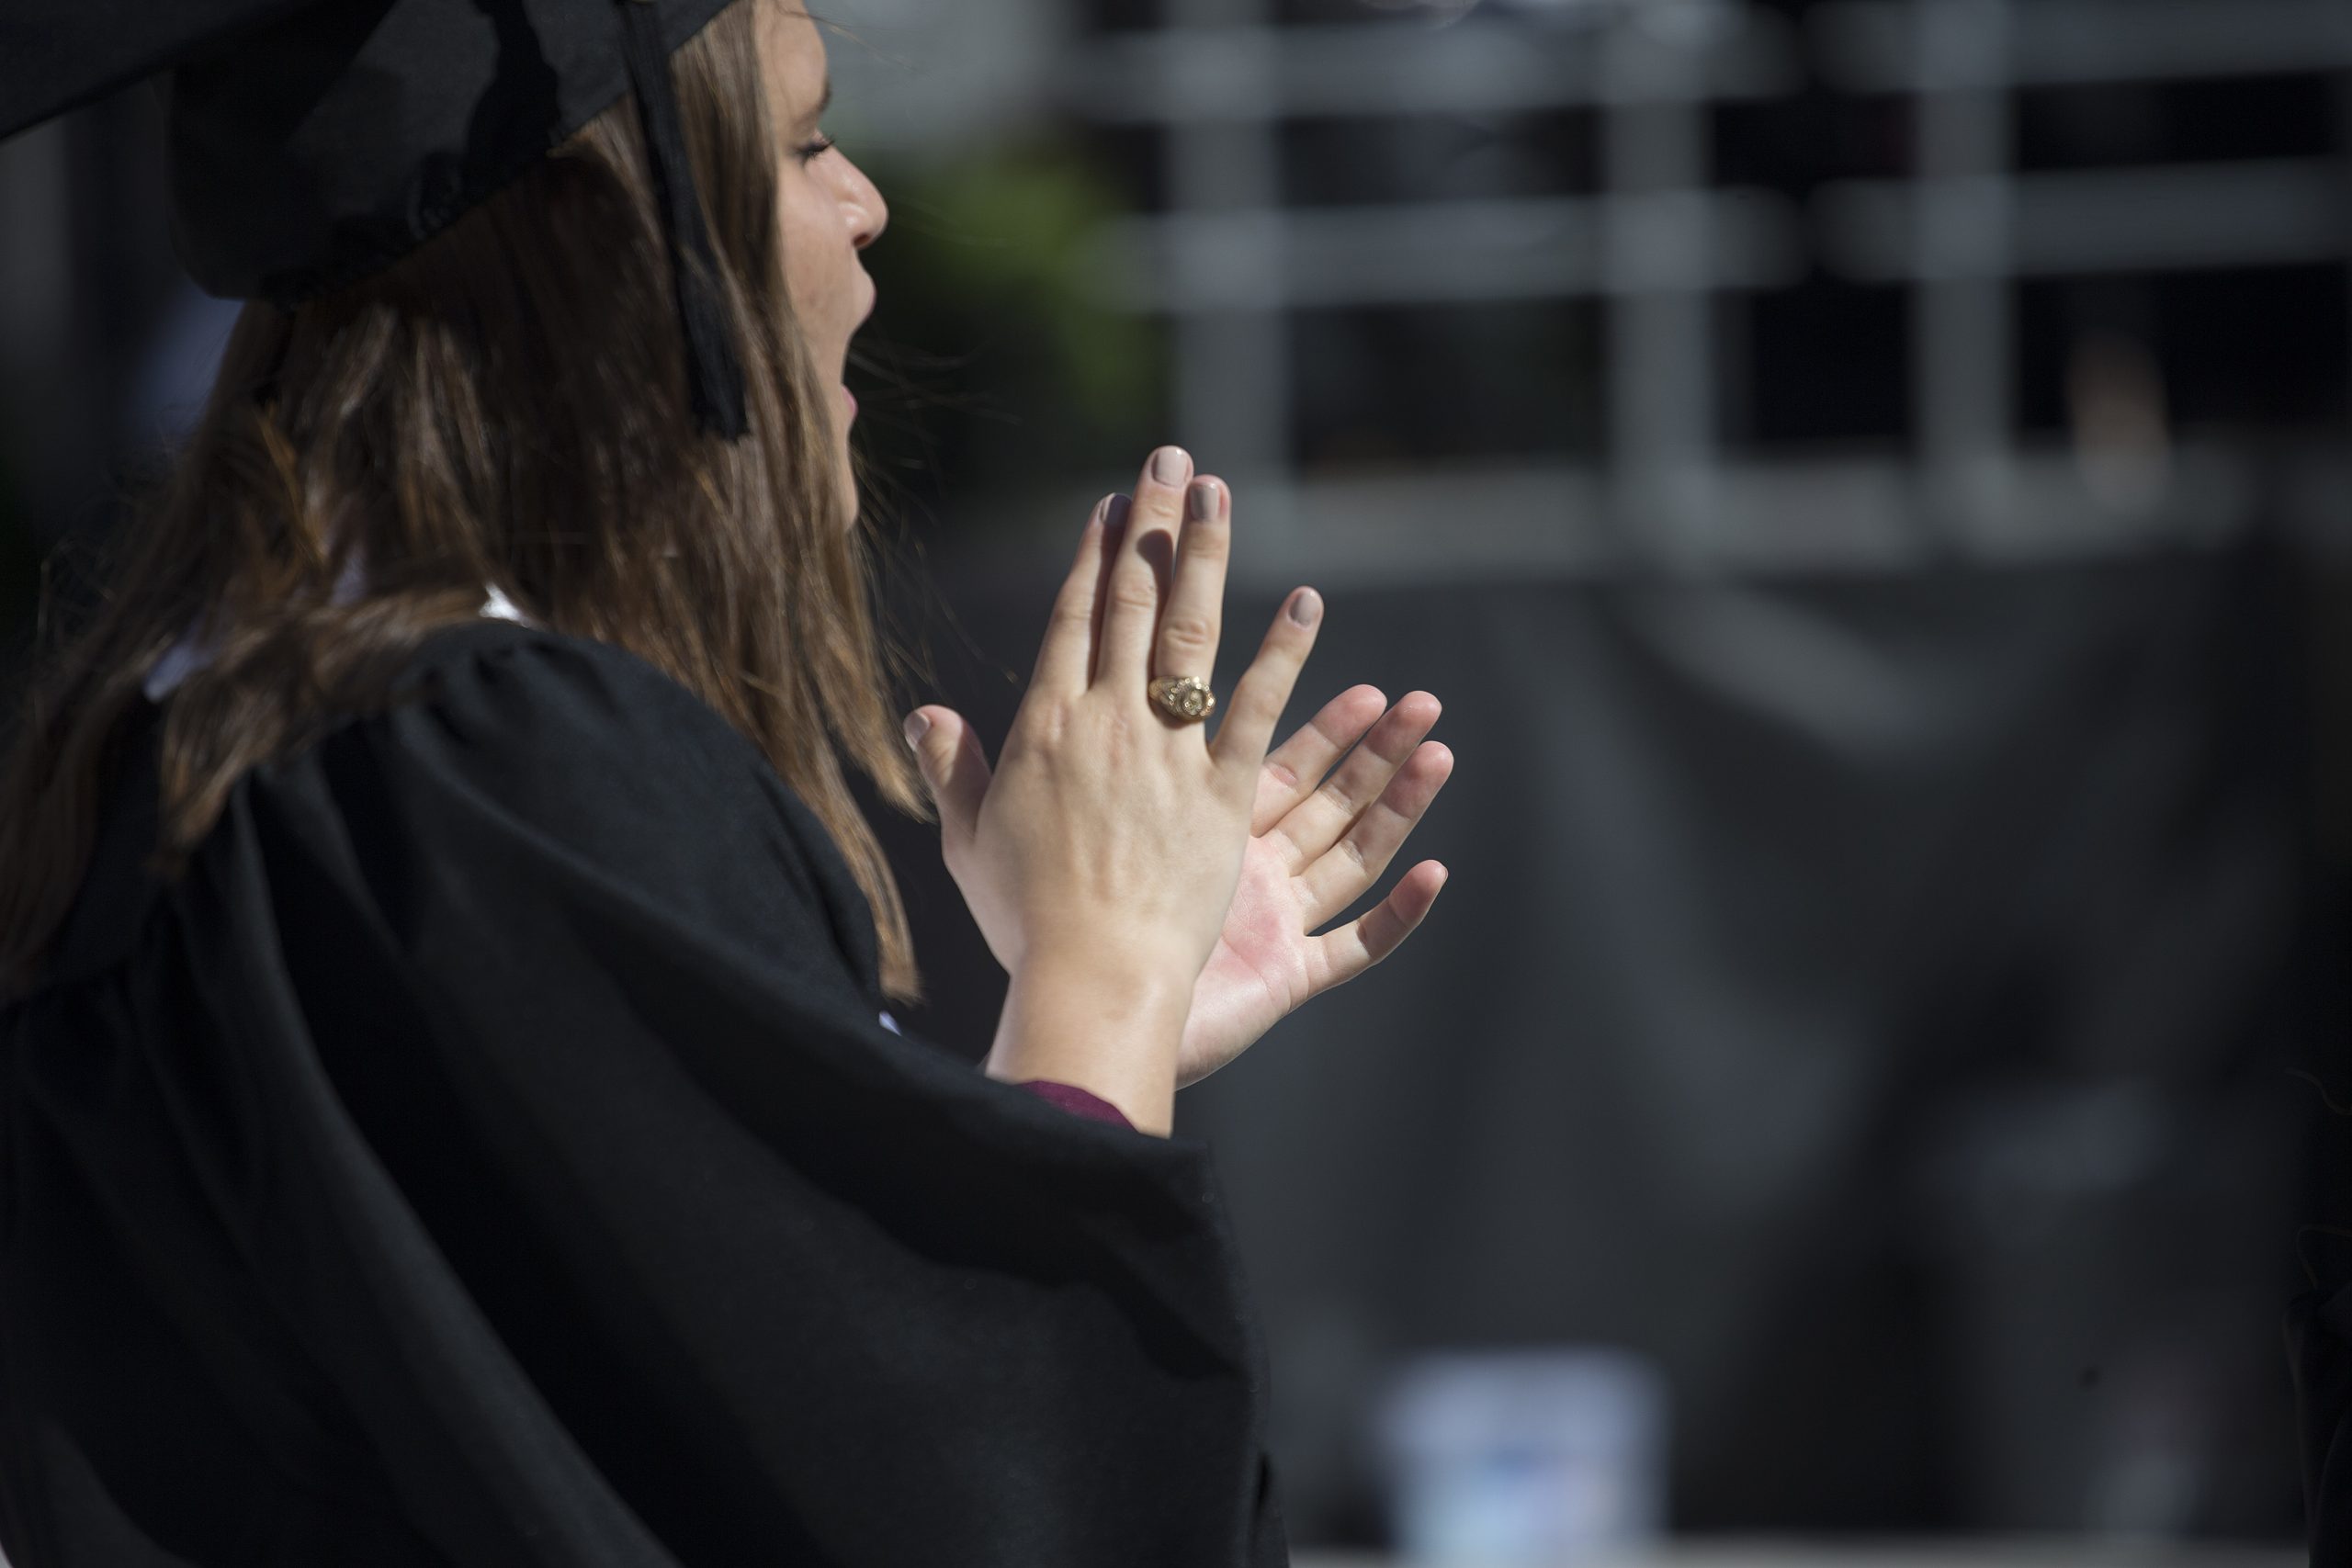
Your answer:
[796,132,837,164]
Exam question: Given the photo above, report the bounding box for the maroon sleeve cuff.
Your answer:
[1013,1079,1134,1130]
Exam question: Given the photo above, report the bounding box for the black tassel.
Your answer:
[618,0,748,439]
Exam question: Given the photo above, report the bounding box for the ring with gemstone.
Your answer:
[1149,673,1216,724]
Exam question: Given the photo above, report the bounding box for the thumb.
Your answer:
[903,706,989,848]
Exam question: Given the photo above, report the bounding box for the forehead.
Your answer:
[756,5,829,116]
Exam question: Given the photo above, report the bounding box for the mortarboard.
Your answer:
[0,0,751,436]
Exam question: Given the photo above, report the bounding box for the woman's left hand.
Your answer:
[1174,684,1453,1089]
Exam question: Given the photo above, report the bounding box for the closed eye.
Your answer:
[797,132,837,164]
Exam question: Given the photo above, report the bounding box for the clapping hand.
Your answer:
[906,448,1452,1115]
[1175,683,1451,1087]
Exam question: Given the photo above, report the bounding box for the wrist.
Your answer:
[1015,923,1205,984]
[985,951,1195,1136]
[1013,941,1199,1000]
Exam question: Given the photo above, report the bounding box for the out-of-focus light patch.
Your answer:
[1350,0,1487,25]
[1350,0,1611,28]
[2067,334,2174,516]
[2086,1341,2211,1540]
[1631,0,1748,47]
[1376,1348,1668,1565]
[1351,0,1747,39]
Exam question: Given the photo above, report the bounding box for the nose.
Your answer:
[843,157,888,251]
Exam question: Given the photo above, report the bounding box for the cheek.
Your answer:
[777,188,838,318]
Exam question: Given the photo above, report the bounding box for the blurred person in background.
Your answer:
[0,0,1455,1562]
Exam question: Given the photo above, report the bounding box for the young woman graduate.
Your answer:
[0,1,1457,1562]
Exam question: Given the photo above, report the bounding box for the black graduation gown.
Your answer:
[0,620,1288,1566]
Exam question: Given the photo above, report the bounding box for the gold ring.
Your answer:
[1149,673,1216,724]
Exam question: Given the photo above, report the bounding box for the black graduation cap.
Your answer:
[0,0,751,436]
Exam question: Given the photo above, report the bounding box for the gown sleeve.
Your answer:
[1014,1080,1136,1128]
[161,623,1284,1566]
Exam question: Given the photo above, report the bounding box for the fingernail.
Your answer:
[1187,479,1220,522]
[1105,494,1133,531]
[1087,495,1111,531]
[1288,588,1322,626]
[902,711,931,748]
[1151,446,1191,486]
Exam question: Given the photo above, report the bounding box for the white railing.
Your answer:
[1046,0,2352,577]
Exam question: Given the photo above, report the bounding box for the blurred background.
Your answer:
[3,0,2347,1561]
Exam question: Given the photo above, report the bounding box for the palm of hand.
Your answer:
[1176,831,1318,1086]
[1173,685,1453,1089]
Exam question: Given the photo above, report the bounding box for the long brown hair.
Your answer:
[0,1,929,1002]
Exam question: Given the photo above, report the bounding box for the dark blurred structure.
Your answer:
[3,0,2349,1551]
[844,0,2352,1546]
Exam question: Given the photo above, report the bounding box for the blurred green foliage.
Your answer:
[850,139,1169,522]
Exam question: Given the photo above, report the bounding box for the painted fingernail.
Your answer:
[1106,494,1133,531]
[1151,446,1192,486]
[902,711,931,748]
[1288,588,1322,626]
[1187,479,1220,521]
[1088,494,1114,531]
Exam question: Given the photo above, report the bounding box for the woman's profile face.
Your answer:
[757,4,887,525]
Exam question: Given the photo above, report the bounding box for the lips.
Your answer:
[842,279,875,420]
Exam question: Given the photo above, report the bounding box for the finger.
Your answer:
[1298,741,1454,927]
[1209,586,1323,777]
[1310,861,1449,990]
[1032,493,1123,694]
[1269,691,1442,873]
[904,705,992,852]
[1152,475,1229,690]
[1085,494,1132,684]
[1253,683,1389,836]
[1096,446,1193,688]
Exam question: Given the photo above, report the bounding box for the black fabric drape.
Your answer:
[0,621,1287,1566]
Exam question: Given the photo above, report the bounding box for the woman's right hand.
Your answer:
[903,444,1323,999]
